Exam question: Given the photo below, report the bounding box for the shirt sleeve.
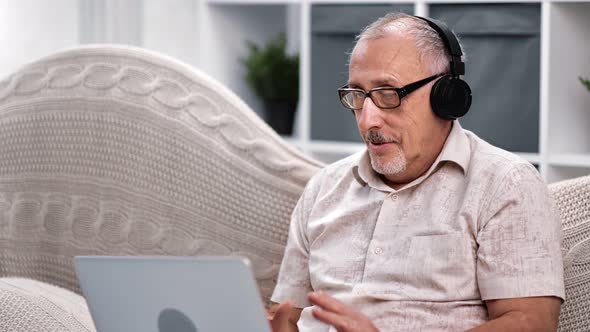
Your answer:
[271,172,323,308]
[476,162,565,301]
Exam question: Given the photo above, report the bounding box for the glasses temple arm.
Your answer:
[400,73,446,97]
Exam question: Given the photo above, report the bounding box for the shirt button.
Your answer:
[374,247,383,255]
[391,194,398,201]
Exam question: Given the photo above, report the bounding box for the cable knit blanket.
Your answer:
[0,45,322,331]
[551,175,590,332]
[0,278,95,331]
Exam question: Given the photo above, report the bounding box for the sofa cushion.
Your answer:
[0,277,95,332]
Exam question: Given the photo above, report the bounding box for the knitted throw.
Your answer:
[0,277,95,331]
[550,175,590,332]
[0,45,323,304]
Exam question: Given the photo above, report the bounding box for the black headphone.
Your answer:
[414,16,472,120]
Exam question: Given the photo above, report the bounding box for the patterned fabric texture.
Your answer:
[550,175,590,332]
[0,45,323,330]
[0,277,95,331]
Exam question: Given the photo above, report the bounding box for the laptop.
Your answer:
[74,255,271,332]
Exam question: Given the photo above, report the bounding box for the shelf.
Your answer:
[546,2,590,155]
[550,0,590,2]
[549,154,590,167]
[514,152,542,164]
[309,140,365,154]
[310,0,414,4]
[281,138,363,153]
[207,0,590,3]
[208,0,299,4]
[282,136,303,147]
[424,0,542,3]
[194,0,589,183]
[199,3,300,121]
[546,164,590,183]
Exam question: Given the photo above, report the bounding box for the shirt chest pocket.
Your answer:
[403,233,478,301]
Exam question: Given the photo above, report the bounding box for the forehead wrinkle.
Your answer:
[382,38,420,84]
[348,60,401,88]
[348,75,399,89]
[369,77,398,87]
[357,42,404,84]
[349,36,416,88]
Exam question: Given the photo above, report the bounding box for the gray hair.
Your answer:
[352,12,464,75]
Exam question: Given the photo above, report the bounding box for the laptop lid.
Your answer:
[74,256,271,332]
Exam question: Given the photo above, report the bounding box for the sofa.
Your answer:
[0,45,588,332]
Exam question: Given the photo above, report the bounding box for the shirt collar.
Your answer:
[437,120,471,174]
[352,120,471,190]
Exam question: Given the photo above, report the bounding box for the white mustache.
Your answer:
[365,131,398,144]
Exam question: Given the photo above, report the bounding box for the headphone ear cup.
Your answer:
[430,76,472,120]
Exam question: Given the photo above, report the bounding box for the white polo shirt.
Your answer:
[271,121,565,331]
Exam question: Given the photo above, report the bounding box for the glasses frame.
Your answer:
[337,73,446,110]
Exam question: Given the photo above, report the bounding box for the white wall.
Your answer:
[142,0,199,67]
[0,0,79,78]
[200,4,291,116]
[547,3,590,155]
[0,1,298,119]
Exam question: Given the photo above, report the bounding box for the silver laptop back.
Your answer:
[74,256,271,332]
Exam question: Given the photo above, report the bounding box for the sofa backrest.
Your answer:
[549,175,590,332]
[0,45,323,304]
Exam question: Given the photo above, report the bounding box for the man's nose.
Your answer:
[357,96,384,129]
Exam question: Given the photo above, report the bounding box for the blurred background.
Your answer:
[1,0,589,182]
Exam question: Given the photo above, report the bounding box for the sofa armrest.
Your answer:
[0,277,95,332]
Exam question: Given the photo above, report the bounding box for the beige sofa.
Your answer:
[0,45,588,332]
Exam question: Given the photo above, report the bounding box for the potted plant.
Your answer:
[243,33,299,135]
[580,76,590,92]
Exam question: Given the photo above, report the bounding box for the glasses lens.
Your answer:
[340,90,364,110]
[373,89,400,108]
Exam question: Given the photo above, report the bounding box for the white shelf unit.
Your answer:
[193,0,590,183]
[544,1,590,182]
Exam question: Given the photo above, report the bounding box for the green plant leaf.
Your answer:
[242,33,299,103]
[580,76,590,92]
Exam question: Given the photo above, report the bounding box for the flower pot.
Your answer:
[263,100,297,136]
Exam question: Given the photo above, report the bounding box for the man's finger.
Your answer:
[269,302,294,332]
[308,291,350,315]
[276,302,294,316]
[311,307,351,331]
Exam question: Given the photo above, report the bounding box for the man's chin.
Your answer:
[369,153,407,176]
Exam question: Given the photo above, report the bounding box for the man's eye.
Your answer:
[352,91,365,98]
[379,90,396,99]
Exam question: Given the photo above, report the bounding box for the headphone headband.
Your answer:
[411,15,472,120]
[414,16,465,77]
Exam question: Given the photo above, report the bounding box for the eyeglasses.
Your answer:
[337,73,445,110]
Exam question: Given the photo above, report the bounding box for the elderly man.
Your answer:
[268,12,564,332]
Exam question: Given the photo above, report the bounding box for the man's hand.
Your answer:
[267,302,301,332]
[308,291,379,332]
